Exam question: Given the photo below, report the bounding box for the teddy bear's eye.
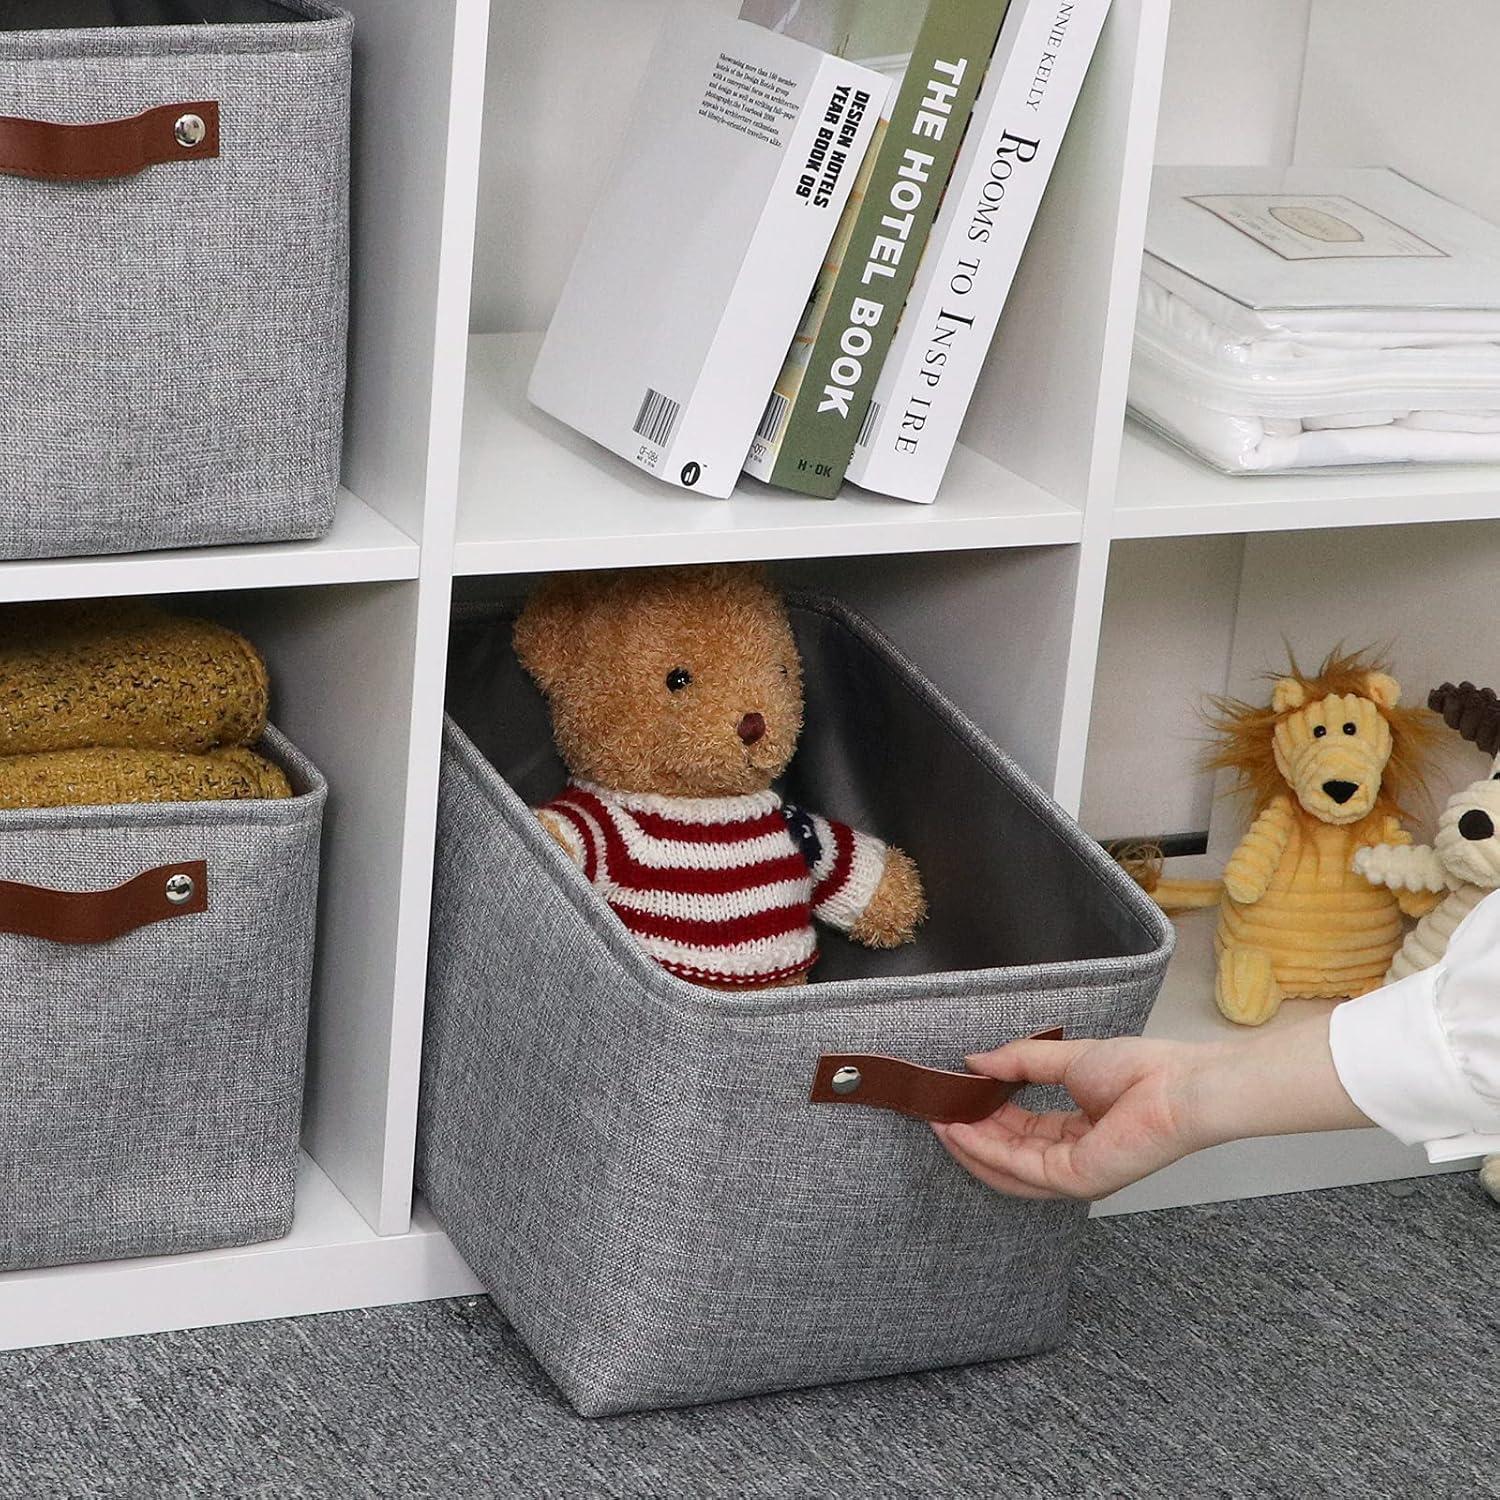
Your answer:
[1492,772,1500,781]
[666,667,692,693]
[1342,722,1356,735]
[1313,725,1327,738]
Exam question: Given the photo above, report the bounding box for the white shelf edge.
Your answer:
[1112,419,1500,540]
[0,489,421,605]
[0,1155,482,1353]
[1093,906,1478,1216]
[454,332,1083,576]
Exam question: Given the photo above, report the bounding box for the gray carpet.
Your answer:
[2,1174,1496,1499]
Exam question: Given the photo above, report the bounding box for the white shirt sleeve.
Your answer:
[1328,889,1500,1162]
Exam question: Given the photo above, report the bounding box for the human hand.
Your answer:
[933,1013,1367,1201]
[931,1036,1213,1201]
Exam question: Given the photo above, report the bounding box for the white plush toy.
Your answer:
[1354,680,1500,1200]
[1353,753,1500,980]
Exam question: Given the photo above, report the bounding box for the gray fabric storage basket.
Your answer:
[0,1,351,560]
[0,725,326,1272]
[420,598,1174,1416]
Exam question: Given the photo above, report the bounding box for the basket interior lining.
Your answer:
[0,0,308,29]
[446,605,1160,979]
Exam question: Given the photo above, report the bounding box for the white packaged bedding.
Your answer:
[1128,167,1500,474]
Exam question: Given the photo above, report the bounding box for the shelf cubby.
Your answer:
[455,334,1084,575]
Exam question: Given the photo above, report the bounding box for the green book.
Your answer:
[741,0,1009,496]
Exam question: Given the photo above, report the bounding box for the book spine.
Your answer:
[848,0,1112,503]
[668,56,890,497]
[742,117,888,484]
[751,0,1011,498]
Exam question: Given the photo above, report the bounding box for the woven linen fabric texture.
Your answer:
[419,600,1173,1416]
[0,726,326,1272]
[0,3,351,560]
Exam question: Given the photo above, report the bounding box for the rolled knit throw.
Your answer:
[0,600,270,755]
[0,746,292,810]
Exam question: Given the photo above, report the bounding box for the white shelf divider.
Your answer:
[0,489,418,606]
[1113,420,1500,540]
[455,334,1083,577]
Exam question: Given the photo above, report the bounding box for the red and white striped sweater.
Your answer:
[537,780,889,987]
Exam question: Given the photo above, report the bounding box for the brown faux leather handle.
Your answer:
[0,860,208,945]
[0,101,220,182]
[810,1028,1065,1124]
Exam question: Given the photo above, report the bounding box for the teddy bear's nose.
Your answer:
[1460,809,1495,841]
[737,712,766,745]
[1322,780,1358,805]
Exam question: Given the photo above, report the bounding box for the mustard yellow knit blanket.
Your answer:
[0,599,269,756]
[0,602,288,809]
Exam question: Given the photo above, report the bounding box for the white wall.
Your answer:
[470,0,739,334]
[1079,535,1244,840]
[1295,0,1500,223]
[1153,0,1311,167]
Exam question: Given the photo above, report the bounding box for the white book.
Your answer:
[529,10,888,500]
[847,0,1110,503]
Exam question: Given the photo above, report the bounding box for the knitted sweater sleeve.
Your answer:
[805,812,888,933]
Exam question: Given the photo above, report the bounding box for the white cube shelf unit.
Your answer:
[6,0,1497,1351]
[1086,0,1500,1214]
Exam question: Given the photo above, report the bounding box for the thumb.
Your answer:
[964,1036,1087,1087]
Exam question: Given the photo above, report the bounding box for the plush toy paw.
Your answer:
[1480,1155,1500,1203]
[1221,868,1266,907]
[1216,945,1284,1027]
[1396,887,1444,920]
[536,808,578,858]
[849,845,926,950]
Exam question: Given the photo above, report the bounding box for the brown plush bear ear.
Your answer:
[1271,677,1307,713]
[513,576,592,696]
[1362,671,1401,709]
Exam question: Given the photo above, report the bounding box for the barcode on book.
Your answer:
[633,388,681,448]
[756,391,791,446]
[856,399,881,449]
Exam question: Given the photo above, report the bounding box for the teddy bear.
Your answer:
[512,564,926,989]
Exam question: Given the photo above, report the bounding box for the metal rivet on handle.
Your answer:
[165,872,196,905]
[831,1066,862,1096]
[174,113,207,149]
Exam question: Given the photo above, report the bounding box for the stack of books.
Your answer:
[530,0,1110,505]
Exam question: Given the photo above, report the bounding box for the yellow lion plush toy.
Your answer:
[1145,648,1441,1026]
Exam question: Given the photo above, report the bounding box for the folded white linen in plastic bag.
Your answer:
[1129,166,1500,473]
[1131,355,1500,473]
[1130,274,1500,473]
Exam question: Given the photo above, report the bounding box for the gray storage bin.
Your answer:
[420,598,1173,1416]
[0,1,351,560]
[0,726,325,1272]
